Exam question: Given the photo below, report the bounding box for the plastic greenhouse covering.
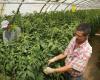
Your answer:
[0,0,100,15]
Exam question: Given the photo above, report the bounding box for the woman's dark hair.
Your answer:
[76,23,91,36]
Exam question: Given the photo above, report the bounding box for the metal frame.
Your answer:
[0,0,99,15]
[0,1,77,4]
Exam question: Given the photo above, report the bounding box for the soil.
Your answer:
[84,32,100,80]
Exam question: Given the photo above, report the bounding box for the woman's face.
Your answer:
[3,24,10,30]
[75,31,87,44]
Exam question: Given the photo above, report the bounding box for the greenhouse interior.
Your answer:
[0,0,100,80]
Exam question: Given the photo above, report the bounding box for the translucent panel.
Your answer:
[0,0,100,15]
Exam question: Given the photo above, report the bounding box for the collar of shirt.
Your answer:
[74,37,88,49]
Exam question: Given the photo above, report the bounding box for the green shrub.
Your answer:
[0,9,99,80]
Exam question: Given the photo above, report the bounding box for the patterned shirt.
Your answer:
[64,37,92,77]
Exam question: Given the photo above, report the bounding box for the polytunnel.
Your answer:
[0,0,100,80]
[0,0,100,15]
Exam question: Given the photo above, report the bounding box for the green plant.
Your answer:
[0,9,99,80]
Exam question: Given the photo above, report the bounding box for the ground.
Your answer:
[84,31,100,80]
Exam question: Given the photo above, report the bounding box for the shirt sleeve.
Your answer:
[3,31,9,44]
[64,37,76,55]
[69,48,92,72]
[15,27,21,39]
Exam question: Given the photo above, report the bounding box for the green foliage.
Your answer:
[0,9,100,80]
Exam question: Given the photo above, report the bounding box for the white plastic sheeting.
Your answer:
[0,0,100,15]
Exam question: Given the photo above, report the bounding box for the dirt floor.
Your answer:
[84,34,100,80]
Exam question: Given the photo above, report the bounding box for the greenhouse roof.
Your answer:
[0,0,100,15]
